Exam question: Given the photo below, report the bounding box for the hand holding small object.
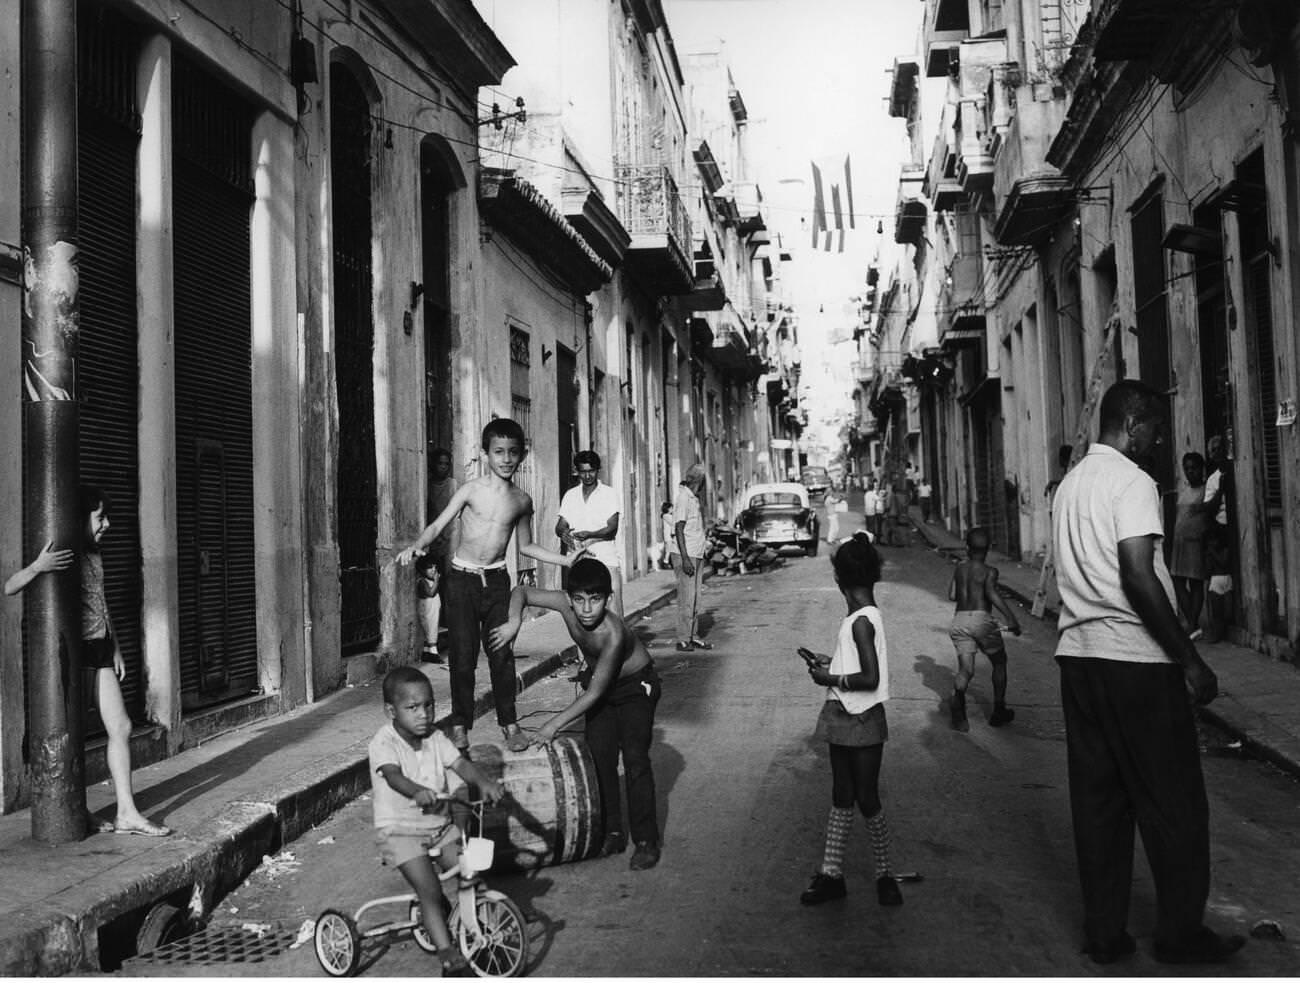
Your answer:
[395,544,426,567]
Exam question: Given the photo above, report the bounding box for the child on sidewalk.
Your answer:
[5,485,171,836]
[398,419,581,754]
[368,666,505,976]
[488,558,663,871]
[799,532,905,907]
[947,526,1022,731]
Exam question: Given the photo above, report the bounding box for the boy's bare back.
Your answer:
[454,476,533,566]
[952,559,997,613]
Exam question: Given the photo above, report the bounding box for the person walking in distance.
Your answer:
[668,464,712,652]
[1052,381,1243,966]
[917,478,933,523]
[397,419,582,753]
[799,532,904,907]
[416,447,459,663]
[947,527,1022,731]
[1169,452,1211,638]
[5,486,172,836]
[555,450,623,616]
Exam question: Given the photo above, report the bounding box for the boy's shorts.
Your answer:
[949,611,1006,662]
[1208,574,1233,596]
[375,821,460,868]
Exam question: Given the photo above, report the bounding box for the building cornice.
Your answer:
[377,0,515,88]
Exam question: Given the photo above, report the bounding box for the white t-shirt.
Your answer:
[1052,443,1177,664]
[558,481,621,568]
[368,723,462,829]
[1203,468,1228,525]
[828,604,889,714]
[669,485,707,559]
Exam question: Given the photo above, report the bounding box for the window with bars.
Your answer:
[509,323,535,499]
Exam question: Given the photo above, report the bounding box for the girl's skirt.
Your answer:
[814,699,887,747]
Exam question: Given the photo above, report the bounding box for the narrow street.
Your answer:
[122,507,1300,977]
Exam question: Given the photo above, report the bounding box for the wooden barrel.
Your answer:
[466,735,603,871]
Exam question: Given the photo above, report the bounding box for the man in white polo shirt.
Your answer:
[1052,380,1242,968]
[556,450,623,615]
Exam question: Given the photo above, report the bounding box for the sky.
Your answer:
[665,0,923,458]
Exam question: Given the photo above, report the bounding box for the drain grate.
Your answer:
[127,924,298,966]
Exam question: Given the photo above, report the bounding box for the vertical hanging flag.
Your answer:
[830,184,845,253]
[810,161,828,249]
[844,155,856,230]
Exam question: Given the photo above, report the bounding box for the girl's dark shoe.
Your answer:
[599,831,627,856]
[800,871,846,905]
[876,875,904,906]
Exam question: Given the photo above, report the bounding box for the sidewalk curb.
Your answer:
[0,583,678,975]
[908,514,1300,782]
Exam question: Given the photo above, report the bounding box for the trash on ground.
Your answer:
[1250,919,1285,940]
[316,835,336,845]
[258,850,301,879]
[241,922,272,938]
[290,919,316,949]
[1227,740,1243,750]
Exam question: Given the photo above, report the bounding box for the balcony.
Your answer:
[1092,0,1182,62]
[992,101,1073,245]
[888,56,920,118]
[952,37,1007,197]
[925,106,962,212]
[922,0,970,76]
[854,354,875,385]
[614,164,694,294]
[895,165,927,246]
[733,181,766,234]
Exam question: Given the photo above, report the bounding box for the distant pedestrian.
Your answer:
[875,483,891,543]
[668,464,712,652]
[1052,380,1243,966]
[1169,452,1210,638]
[556,450,623,616]
[397,418,580,753]
[491,557,663,870]
[1203,525,1234,643]
[658,501,674,568]
[824,487,845,542]
[860,481,879,541]
[799,532,904,907]
[889,470,910,545]
[5,486,171,837]
[417,447,459,663]
[369,666,505,976]
[947,527,1021,731]
[918,479,933,523]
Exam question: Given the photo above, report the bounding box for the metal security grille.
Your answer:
[172,56,258,708]
[509,326,536,504]
[125,924,297,967]
[76,6,144,723]
[330,64,381,654]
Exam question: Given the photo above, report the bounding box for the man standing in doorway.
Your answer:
[918,477,933,523]
[1052,380,1243,967]
[668,464,712,652]
[556,450,623,615]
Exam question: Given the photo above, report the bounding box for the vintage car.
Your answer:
[800,465,831,500]
[735,482,820,556]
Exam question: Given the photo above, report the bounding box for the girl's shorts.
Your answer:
[814,700,888,747]
[375,822,460,868]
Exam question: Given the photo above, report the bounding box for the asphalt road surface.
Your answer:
[120,514,1300,976]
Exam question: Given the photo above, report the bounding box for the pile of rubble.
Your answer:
[705,530,784,577]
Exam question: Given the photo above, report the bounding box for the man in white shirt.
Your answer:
[668,463,711,652]
[556,450,623,615]
[1052,380,1242,968]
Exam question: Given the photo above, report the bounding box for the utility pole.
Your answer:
[22,0,86,843]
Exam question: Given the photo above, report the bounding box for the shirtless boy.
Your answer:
[488,558,663,871]
[397,419,579,753]
[947,527,1022,731]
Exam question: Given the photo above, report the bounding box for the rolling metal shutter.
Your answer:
[76,7,144,723]
[171,56,258,709]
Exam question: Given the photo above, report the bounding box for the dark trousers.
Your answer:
[585,664,661,846]
[442,567,517,729]
[1058,657,1210,949]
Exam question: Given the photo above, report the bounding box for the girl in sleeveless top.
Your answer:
[799,531,903,907]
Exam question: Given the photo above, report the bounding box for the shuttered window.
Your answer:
[171,55,259,708]
[77,5,144,723]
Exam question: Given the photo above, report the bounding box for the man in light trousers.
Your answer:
[668,464,712,652]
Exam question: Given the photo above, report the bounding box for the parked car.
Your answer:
[800,466,831,500]
[736,483,820,556]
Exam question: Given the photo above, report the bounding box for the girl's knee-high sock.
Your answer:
[820,806,855,877]
[866,809,893,878]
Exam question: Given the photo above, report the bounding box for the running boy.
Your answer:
[398,419,580,753]
[488,558,663,871]
[947,526,1022,731]
[369,666,505,976]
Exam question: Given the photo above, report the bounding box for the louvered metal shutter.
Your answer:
[171,58,258,709]
[75,6,144,726]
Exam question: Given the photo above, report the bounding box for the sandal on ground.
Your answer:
[436,945,471,976]
[674,641,694,652]
[688,638,713,650]
[113,819,172,837]
[503,725,531,753]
